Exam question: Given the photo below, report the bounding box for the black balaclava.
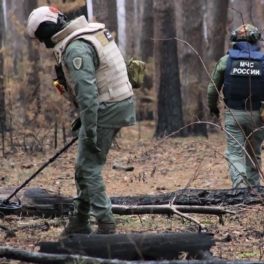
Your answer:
[35,13,67,48]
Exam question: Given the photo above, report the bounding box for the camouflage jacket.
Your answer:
[207,55,228,109]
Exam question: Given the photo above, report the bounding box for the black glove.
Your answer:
[85,137,101,154]
[210,107,220,118]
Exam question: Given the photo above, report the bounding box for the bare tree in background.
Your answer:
[125,0,135,59]
[5,0,24,75]
[181,0,207,137]
[64,4,88,21]
[203,0,229,133]
[107,0,118,45]
[23,0,41,124]
[230,0,262,29]
[134,0,143,58]
[0,0,6,137]
[5,0,32,124]
[93,0,118,44]
[206,0,229,66]
[153,0,185,138]
[140,0,153,62]
[222,0,263,55]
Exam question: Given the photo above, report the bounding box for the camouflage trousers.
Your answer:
[225,110,263,188]
[73,125,120,220]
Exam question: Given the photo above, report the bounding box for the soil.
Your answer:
[1,121,264,263]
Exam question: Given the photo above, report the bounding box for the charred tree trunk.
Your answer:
[0,188,73,217]
[111,187,264,206]
[153,0,185,138]
[181,0,207,137]
[206,0,229,65]
[125,0,135,59]
[1,239,238,264]
[93,0,118,44]
[92,0,108,22]
[0,188,231,217]
[140,0,153,62]
[39,232,217,261]
[0,187,263,217]
[205,0,229,133]
[136,0,155,122]
[107,0,118,45]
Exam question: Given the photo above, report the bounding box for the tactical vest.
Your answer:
[223,42,264,110]
[52,16,133,105]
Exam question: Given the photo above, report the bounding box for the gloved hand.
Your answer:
[210,107,220,118]
[85,137,101,154]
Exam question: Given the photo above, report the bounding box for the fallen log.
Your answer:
[0,188,235,218]
[113,204,235,216]
[2,186,264,209]
[1,246,264,264]
[38,232,217,261]
[111,186,264,206]
[113,204,235,228]
[0,187,73,217]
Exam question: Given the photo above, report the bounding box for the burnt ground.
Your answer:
[1,121,264,263]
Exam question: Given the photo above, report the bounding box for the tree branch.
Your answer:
[112,204,235,230]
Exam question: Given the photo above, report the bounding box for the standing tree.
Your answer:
[0,0,6,145]
[92,0,118,44]
[125,0,135,59]
[4,0,39,124]
[5,0,24,75]
[225,0,262,55]
[230,0,262,29]
[204,0,229,133]
[206,0,229,66]
[153,0,185,138]
[107,0,118,45]
[63,5,88,21]
[140,0,154,62]
[23,0,41,124]
[134,0,143,59]
[181,0,207,137]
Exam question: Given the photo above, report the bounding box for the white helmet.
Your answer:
[27,6,62,39]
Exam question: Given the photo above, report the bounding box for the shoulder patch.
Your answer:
[72,57,83,70]
[104,30,113,42]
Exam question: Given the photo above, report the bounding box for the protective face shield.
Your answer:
[27,6,67,48]
[230,24,261,43]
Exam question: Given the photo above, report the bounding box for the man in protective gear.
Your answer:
[207,24,264,188]
[27,6,136,237]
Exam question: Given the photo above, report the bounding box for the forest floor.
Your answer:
[1,120,264,263]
